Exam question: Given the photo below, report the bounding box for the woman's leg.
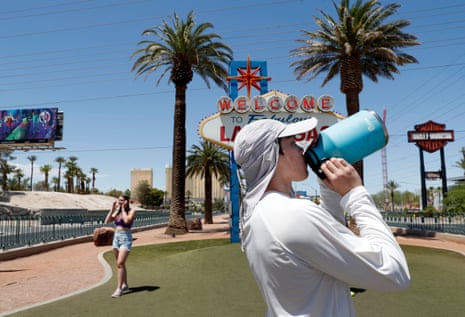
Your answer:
[111,249,123,297]
[111,232,132,297]
[112,249,120,287]
[116,248,130,289]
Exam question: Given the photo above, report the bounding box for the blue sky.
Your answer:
[1,0,465,197]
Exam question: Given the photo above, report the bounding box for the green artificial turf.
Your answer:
[7,242,465,317]
[7,239,265,317]
[354,245,465,317]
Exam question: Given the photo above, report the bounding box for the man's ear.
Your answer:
[277,138,284,155]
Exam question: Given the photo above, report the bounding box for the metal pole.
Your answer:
[419,148,427,209]
[440,147,448,195]
[229,152,240,243]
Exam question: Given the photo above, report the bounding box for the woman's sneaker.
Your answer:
[122,284,129,292]
[112,288,123,298]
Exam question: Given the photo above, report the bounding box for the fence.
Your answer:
[0,210,181,251]
[383,212,465,235]
[4,210,464,252]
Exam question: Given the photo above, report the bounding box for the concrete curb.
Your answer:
[391,226,465,243]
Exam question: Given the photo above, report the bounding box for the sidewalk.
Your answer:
[0,215,230,315]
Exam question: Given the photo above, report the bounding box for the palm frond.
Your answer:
[290,0,419,88]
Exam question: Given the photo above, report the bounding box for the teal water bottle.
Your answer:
[304,110,388,178]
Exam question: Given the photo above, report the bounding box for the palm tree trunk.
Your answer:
[341,53,364,182]
[344,91,364,182]
[30,163,34,191]
[391,191,395,212]
[204,168,213,224]
[165,85,189,235]
[57,165,61,192]
[344,91,360,116]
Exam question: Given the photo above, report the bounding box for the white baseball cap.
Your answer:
[233,118,317,225]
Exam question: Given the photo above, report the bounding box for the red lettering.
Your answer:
[285,96,298,112]
[217,95,337,114]
[319,95,334,111]
[305,129,318,142]
[217,97,232,113]
[294,129,318,142]
[220,125,242,142]
[252,96,266,112]
[230,126,242,142]
[220,126,230,141]
[268,97,282,112]
[236,96,248,112]
[301,96,316,112]
[294,133,306,142]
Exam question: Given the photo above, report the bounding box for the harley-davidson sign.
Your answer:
[408,121,454,153]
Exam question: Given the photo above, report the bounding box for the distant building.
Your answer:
[164,165,225,205]
[130,168,153,194]
[448,175,465,185]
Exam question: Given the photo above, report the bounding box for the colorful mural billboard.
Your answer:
[0,108,59,145]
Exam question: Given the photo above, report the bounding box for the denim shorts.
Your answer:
[112,230,133,251]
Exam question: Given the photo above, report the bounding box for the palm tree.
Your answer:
[186,141,230,224]
[0,152,16,192]
[131,11,233,235]
[51,176,59,192]
[85,176,91,193]
[455,147,465,173]
[55,156,66,192]
[27,155,37,191]
[76,169,86,193]
[401,191,418,211]
[89,167,98,192]
[40,164,53,191]
[427,186,437,208]
[14,169,24,190]
[291,0,419,179]
[435,186,442,210]
[64,169,72,193]
[387,180,399,212]
[65,156,78,193]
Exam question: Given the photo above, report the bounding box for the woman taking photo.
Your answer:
[104,195,136,298]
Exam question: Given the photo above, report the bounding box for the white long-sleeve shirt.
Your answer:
[241,185,410,317]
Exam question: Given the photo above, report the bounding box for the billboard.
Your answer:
[0,108,59,145]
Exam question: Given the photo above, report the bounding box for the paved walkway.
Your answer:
[0,215,230,316]
[1,215,465,316]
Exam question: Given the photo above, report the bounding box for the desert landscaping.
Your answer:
[0,191,117,213]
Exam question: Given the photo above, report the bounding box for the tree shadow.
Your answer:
[124,285,160,295]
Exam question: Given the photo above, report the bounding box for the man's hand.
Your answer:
[320,158,362,196]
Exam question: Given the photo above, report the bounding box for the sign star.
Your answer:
[227,56,271,100]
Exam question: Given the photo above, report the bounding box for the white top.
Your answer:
[241,185,410,317]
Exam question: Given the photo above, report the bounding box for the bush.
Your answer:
[423,205,439,215]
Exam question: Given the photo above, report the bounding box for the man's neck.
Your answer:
[266,179,293,197]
